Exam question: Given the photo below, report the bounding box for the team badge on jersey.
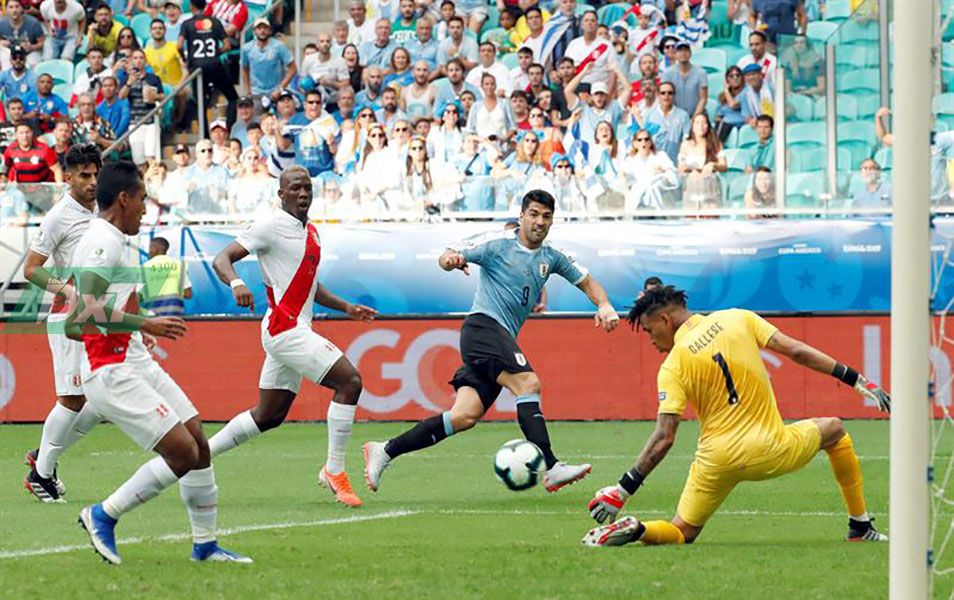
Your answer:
[658,391,667,402]
[514,352,527,366]
[538,263,548,278]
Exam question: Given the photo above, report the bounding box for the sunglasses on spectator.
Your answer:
[658,90,674,95]
[393,126,409,132]
[369,132,385,138]
[409,145,425,151]
[664,44,675,49]
[198,148,213,153]
[306,100,321,104]
[636,136,651,142]
[359,112,373,118]
[555,163,571,169]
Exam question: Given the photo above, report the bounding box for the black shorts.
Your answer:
[449,313,533,409]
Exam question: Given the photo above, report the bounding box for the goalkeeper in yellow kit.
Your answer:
[583,285,890,547]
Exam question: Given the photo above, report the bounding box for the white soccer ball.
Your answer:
[493,439,544,491]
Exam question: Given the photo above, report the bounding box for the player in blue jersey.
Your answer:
[363,190,620,493]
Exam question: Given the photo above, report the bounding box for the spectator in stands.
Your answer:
[728,0,753,26]
[780,34,824,95]
[500,128,545,175]
[140,236,192,314]
[525,62,546,104]
[566,9,614,91]
[628,77,659,117]
[230,96,255,146]
[510,90,531,130]
[740,62,774,126]
[663,40,707,117]
[40,0,84,61]
[354,122,401,215]
[181,0,237,133]
[466,73,515,143]
[183,138,230,213]
[509,47,533,92]
[162,0,188,43]
[342,43,363,92]
[333,86,356,122]
[437,15,478,72]
[632,52,660,83]
[852,158,891,208]
[118,49,163,167]
[160,141,191,207]
[0,46,36,102]
[547,0,582,69]
[585,120,621,177]
[679,112,727,208]
[549,153,587,212]
[0,171,30,224]
[346,0,376,45]
[3,122,61,182]
[455,130,497,211]
[366,0,399,24]
[528,106,564,169]
[749,0,806,46]
[407,16,438,71]
[376,86,407,128]
[331,20,349,56]
[86,3,123,56]
[401,134,436,214]
[454,0,489,35]
[401,60,436,120]
[389,118,412,156]
[203,0,246,47]
[302,31,349,108]
[96,75,130,137]
[23,73,67,133]
[73,46,111,102]
[433,57,479,110]
[391,0,418,44]
[547,57,576,125]
[744,166,776,213]
[737,31,777,81]
[644,80,691,165]
[209,118,229,164]
[621,127,678,211]
[112,27,141,67]
[72,92,115,149]
[746,114,775,172]
[145,18,186,124]
[0,98,29,146]
[241,18,296,103]
[228,145,274,214]
[356,64,385,108]
[715,65,745,142]
[225,137,241,174]
[46,117,71,165]
[413,115,430,138]
[564,63,627,147]
[360,18,398,69]
[317,173,361,219]
[384,47,413,87]
[658,33,678,70]
[427,100,463,162]
[0,0,45,67]
[288,88,337,176]
[333,105,373,173]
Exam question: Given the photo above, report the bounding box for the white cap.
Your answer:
[591,82,609,95]
[210,119,227,131]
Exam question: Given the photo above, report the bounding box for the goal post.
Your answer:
[890,0,933,597]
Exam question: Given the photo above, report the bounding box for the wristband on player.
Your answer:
[618,467,645,497]
[229,278,246,289]
[832,363,860,387]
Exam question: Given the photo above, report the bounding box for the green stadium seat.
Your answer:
[874,146,892,170]
[723,125,740,149]
[706,97,718,120]
[837,68,879,94]
[501,52,519,69]
[806,21,838,45]
[853,93,880,120]
[932,93,954,118]
[597,3,630,26]
[481,27,509,46]
[839,21,879,45]
[695,47,727,75]
[480,5,500,38]
[728,173,752,202]
[785,172,825,206]
[822,0,851,22]
[789,151,824,172]
[835,45,867,69]
[707,71,724,97]
[74,59,89,82]
[737,125,759,149]
[786,93,814,122]
[131,13,153,45]
[114,13,129,26]
[834,93,859,121]
[707,2,739,47]
[36,59,75,85]
[52,82,72,103]
[723,148,752,172]
[787,121,826,149]
[837,120,875,166]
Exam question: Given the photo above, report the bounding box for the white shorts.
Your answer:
[47,330,84,397]
[83,361,199,451]
[259,325,343,394]
[129,122,160,165]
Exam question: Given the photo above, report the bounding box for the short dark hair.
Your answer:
[304,42,317,51]
[756,114,774,128]
[65,144,103,172]
[447,15,463,26]
[521,189,555,212]
[95,2,111,12]
[643,276,663,289]
[749,30,768,42]
[151,18,165,26]
[557,57,575,68]
[247,122,262,132]
[517,46,532,57]
[479,41,496,52]
[305,89,322,101]
[524,6,542,18]
[528,62,544,74]
[150,236,170,253]
[627,285,688,329]
[7,97,23,107]
[96,161,142,210]
[87,46,104,56]
[510,90,528,102]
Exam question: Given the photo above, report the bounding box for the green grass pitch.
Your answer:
[0,420,939,599]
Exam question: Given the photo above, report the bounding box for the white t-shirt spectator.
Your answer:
[464,62,513,96]
[565,36,613,86]
[40,0,85,38]
[347,18,376,44]
[301,53,348,102]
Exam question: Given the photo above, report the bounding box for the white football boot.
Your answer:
[543,461,592,492]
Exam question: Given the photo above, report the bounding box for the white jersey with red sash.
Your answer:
[565,36,612,86]
[235,209,343,393]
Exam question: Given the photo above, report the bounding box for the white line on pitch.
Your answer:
[0,509,418,560]
[437,508,853,517]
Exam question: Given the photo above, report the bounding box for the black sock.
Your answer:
[384,415,449,459]
[517,401,558,469]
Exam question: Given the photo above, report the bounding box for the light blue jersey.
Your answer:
[450,229,589,337]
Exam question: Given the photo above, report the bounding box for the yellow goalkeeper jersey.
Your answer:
[657,309,787,469]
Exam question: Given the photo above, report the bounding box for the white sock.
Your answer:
[208,410,261,458]
[61,402,101,449]
[102,456,178,519]
[36,402,79,479]
[325,402,356,475]
[850,511,871,522]
[178,466,218,544]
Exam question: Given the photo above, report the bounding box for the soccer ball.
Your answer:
[493,439,544,491]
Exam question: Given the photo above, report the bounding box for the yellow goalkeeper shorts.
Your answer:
[676,420,823,527]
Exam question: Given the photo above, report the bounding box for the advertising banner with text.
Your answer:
[1,315,949,422]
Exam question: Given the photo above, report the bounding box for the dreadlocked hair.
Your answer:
[626,285,689,329]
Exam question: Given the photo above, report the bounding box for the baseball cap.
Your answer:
[173,142,190,154]
[276,88,297,101]
[163,0,180,7]
[210,119,227,131]
[741,62,762,75]
[253,17,270,28]
[591,82,609,95]
[10,46,26,59]
[675,39,691,49]
[236,96,254,107]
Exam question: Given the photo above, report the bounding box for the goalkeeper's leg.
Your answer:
[583,515,699,547]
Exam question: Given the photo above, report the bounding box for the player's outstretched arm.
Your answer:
[438,249,470,275]
[766,331,891,412]
[68,271,186,342]
[213,241,255,312]
[588,413,681,523]
[314,282,377,321]
[576,275,619,332]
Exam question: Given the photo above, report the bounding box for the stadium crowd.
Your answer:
[0,0,952,222]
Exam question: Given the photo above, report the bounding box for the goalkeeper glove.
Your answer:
[855,374,891,413]
[588,485,628,524]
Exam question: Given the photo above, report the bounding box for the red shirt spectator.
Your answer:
[203,0,247,39]
[4,123,61,183]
